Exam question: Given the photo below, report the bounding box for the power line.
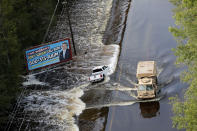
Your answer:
[16,1,68,129]
[5,0,61,130]
[42,0,60,43]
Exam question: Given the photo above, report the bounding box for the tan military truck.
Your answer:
[136,61,158,99]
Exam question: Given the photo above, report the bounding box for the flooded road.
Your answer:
[5,0,188,130]
[79,0,187,131]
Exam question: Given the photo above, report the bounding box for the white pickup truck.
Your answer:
[89,65,110,83]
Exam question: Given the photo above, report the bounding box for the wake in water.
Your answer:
[18,88,85,131]
[82,76,166,110]
[86,101,136,109]
[91,86,137,91]
[86,93,165,109]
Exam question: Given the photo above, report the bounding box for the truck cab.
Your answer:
[136,61,158,99]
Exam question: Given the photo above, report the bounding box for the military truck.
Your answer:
[136,61,158,99]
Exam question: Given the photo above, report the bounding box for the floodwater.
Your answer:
[5,0,122,130]
[5,0,188,130]
[79,0,187,131]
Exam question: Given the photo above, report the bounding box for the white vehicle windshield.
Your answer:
[139,85,153,91]
[93,68,103,73]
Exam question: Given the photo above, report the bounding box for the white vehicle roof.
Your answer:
[92,65,105,70]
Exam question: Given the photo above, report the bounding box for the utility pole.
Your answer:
[63,1,77,55]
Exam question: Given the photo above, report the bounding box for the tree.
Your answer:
[169,0,197,131]
[0,0,58,128]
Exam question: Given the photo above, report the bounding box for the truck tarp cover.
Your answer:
[136,61,156,78]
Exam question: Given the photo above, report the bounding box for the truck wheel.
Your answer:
[158,89,161,94]
[156,77,158,84]
[102,75,105,81]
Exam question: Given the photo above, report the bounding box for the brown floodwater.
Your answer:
[79,0,187,131]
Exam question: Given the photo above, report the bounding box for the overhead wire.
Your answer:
[23,5,67,130]
[42,0,60,43]
[19,1,64,130]
[5,0,61,130]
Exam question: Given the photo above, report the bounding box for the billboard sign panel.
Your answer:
[25,38,72,71]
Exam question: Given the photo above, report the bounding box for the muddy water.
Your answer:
[79,0,187,131]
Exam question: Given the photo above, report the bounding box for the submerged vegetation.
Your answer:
[0,0,59,128]
[169,0,197,130]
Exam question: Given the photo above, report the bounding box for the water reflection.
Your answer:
[79,108,109,131]
[139,101,160,118]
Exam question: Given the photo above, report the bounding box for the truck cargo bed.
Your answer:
[136,61,157,78]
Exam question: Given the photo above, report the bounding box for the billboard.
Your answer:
[25,38,72,71]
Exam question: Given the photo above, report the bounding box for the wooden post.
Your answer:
[63,1,77,55]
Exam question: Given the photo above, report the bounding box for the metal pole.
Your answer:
[63,1,77,55]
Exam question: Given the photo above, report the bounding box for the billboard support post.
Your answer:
[63,1,77,55]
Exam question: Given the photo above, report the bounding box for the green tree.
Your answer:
[169,0,197,131]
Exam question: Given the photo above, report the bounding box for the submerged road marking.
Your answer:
[109,64,122,131]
